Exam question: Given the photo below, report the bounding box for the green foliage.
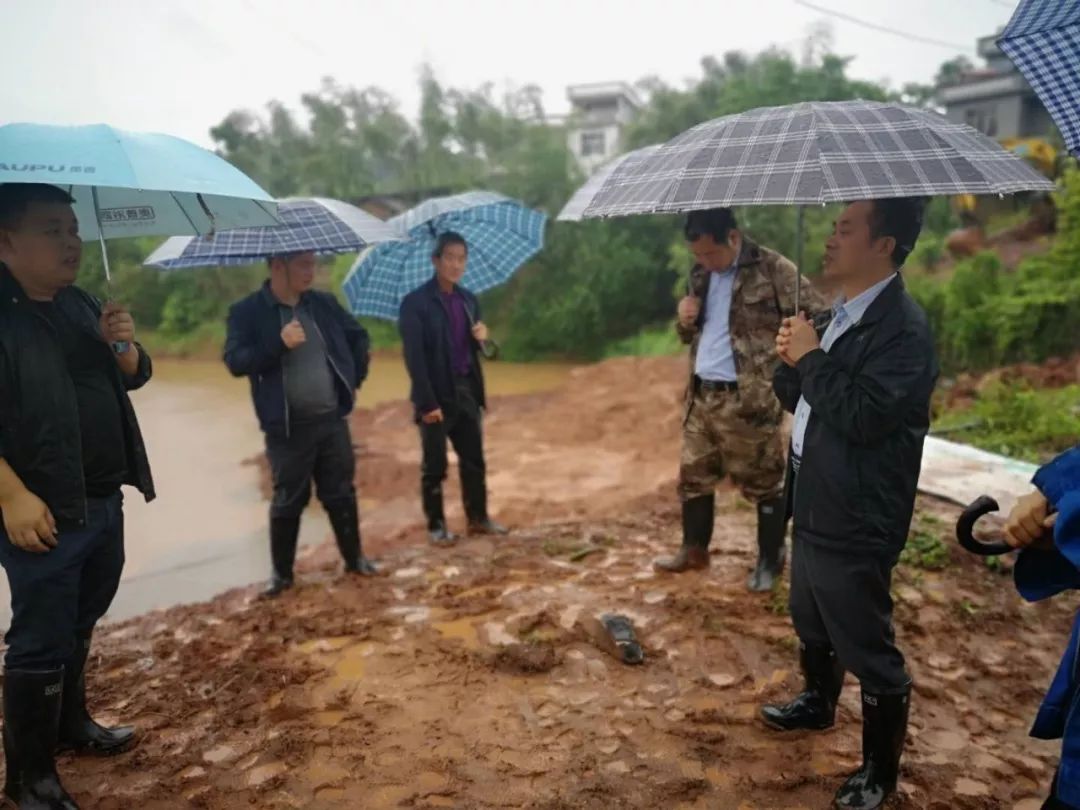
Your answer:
[603,322,683,359]
[908,166,1080,373]
[901,518,950,570]
[933,383,1080,463]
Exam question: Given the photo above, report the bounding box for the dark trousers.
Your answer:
[789,532,909,693]
[266,418,356,519]
[0,493,124,670]
[420,380,488,526]
[1045,771,1080,809]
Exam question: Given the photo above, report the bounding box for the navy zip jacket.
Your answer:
[223,282,370,437]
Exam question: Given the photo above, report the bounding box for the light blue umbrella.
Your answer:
[998,0,1080,158]
[0,122,279,350]
[0,124,279,242]
[342,191,546,321]
[143,197,399,270]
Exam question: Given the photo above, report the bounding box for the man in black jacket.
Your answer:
[398,232,506,545]
[0,183,156,809]
[760,198,939,810]
[224,251,377,598]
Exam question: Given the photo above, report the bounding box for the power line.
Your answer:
[793,0,971,50]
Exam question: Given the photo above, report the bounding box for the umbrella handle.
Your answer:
[955,495,1012,556]
[479,339,499,361]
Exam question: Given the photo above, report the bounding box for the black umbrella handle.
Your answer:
[956,495,1012,556]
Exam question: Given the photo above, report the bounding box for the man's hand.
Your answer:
[777,313,819,365]
[471,321,489,343]
[421,409,444,425]
[1004,490,1057,550]
[677,296,701,328]
[281,319,307,349]
[0,489,57,553]
[100,302,136,345]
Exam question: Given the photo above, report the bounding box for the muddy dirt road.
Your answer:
[44,357,1074,809]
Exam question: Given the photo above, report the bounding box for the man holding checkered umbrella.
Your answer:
[580,99,1053,809]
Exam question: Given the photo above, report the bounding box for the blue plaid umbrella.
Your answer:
[143,197,399,269]
[999,0,1080,158]
[342,191,546,320]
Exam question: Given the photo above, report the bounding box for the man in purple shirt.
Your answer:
[399,232,508,545]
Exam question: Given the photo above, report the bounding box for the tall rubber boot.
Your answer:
[3,667,80,809]
[760,642,845,731]
[326,498,378,576]
[262,516,300,598]
[834,686,911,810]
[57,636,135,755]
[654,495,714,573]
[747,497,788,592]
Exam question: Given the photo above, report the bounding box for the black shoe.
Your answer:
[57,637,134,756]
[428,523,459,547]
[748,497,787,592]
[761,642,845,731]
[326,499,379,576]
[655,495,714,573]
[4,668,81,809]
[467,519,508,536]
[266,516,300,595]
[834,686,910,809]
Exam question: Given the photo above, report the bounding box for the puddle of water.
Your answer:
[295,637,355,655]
[433,617,484,650]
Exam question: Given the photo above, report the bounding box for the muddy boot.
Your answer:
[834,686,910,809]
[761,642,844,731]
[262,517,300,598]
[467,518,508,536]
[423,484,458,547]
[57,637,135,756]
[326,499,378,576]
[747,497,787,592]
[654,495,713,573]
[4,668,81,809]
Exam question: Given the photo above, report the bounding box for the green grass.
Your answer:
[900,518,950,571]
[933,383,1080,464]
[603,322,683,359]
[138,323,227,359]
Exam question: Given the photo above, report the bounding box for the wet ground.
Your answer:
[19,356,1078,808]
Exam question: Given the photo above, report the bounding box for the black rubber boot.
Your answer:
[262,516,300,598]
[3,668,81,809]
[834,686,910,810]
[761,642,845,731]
[57,637,135,756]
[423,484,458,547]
[747,497,788,592]
[654,495,714,573]
[326,499,378,576]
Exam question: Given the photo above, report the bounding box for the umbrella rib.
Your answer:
[169,191,202,235]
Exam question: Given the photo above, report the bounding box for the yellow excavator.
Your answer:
[947,136,1060,258]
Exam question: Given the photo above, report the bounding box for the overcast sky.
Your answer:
[3,0,1015,148]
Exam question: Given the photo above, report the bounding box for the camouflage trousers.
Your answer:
[678,387,786,504]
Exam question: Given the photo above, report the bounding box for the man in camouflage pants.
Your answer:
[655,208,826,591]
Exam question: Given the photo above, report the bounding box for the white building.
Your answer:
[564,82,643,173]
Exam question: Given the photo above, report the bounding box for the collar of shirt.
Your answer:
[831,272,897,326]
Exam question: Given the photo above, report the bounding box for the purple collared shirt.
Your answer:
[441,288,472,377]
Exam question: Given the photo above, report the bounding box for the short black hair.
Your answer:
[0,183,75,230]
[867,197,925,269]
[684,208,738,244]
[433,231,468,258]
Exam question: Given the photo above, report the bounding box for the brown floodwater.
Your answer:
[0,353,574,626]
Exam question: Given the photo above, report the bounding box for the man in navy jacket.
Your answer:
[398,232,506,545]
[224,251,377,597]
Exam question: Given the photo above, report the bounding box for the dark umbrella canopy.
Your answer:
[581,100,1054,218]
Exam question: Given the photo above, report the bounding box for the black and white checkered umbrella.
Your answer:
[556,144,661,221]
[581,100,1054,218]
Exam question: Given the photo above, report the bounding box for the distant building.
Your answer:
[564,82,642,173]
[939,33,1056,140]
